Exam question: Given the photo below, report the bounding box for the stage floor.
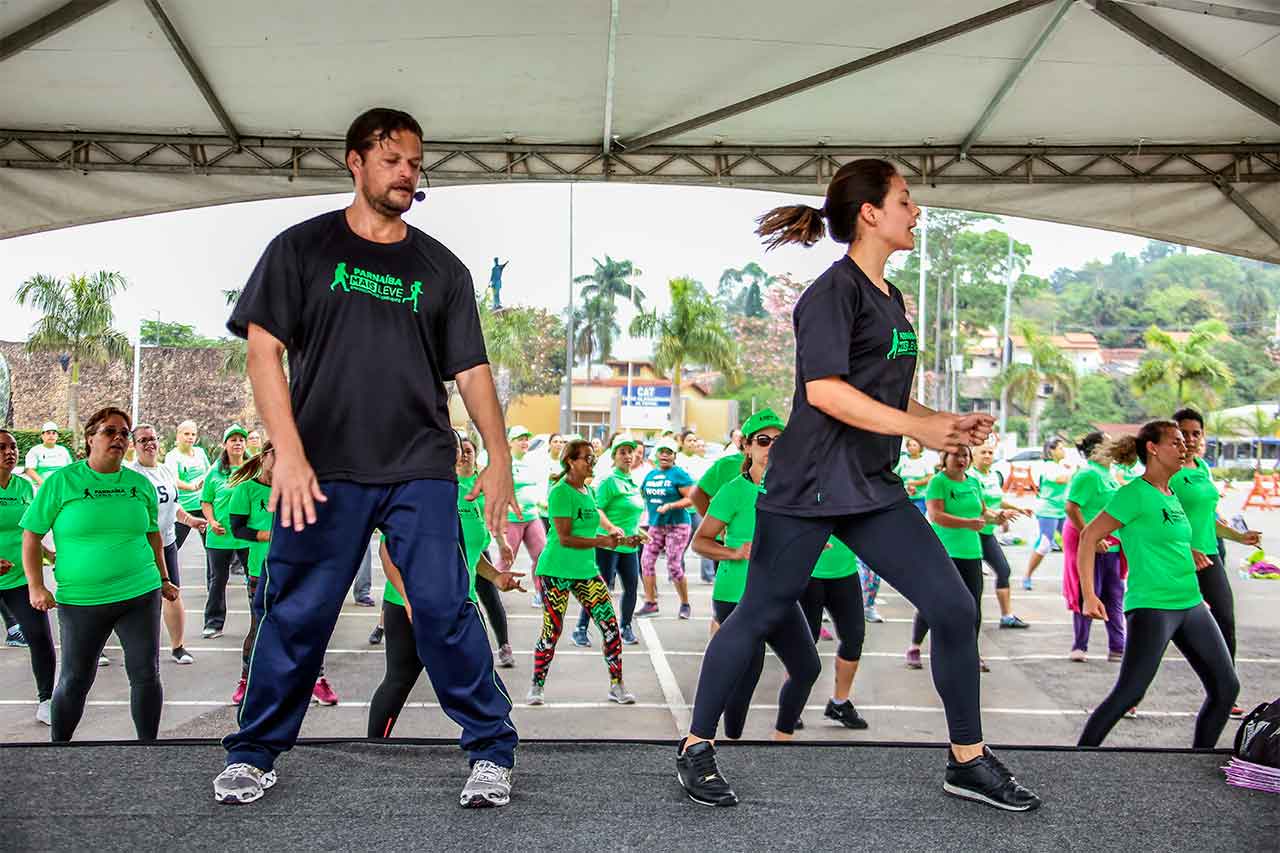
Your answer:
[1,740,1272,852]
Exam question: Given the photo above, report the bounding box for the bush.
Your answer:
[8,429,80,463]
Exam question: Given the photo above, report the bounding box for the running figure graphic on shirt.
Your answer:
[886,328,918,360]
[403,281,422,313]
[331,262,349,292]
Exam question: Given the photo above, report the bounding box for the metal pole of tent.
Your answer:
[999,231,1014,437]
[560,183,575,435]
[951,268,958,413]
[916,207,928,404]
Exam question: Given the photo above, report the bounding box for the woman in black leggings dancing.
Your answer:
[675,159,1040,812]
[1077,421,1240,747]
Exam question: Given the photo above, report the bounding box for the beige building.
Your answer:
[450,360,738,443]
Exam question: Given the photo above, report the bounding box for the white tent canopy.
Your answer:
[2,0,1279,260]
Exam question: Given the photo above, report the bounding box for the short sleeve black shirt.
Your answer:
[758,256,918,516]
[228,210,487,484]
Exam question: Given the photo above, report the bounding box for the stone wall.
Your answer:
[0,341,257,443]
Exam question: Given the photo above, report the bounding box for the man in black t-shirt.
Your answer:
[214,108,520,810]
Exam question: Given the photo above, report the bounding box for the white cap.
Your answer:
[41,422,58,432]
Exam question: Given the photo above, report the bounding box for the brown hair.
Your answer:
[84,406,131,438]
[755,158,899,250]
[345,108,423,169]
[1108,420,1178,466]
[937,446,972,472]
[229,441,274,487]
[551,439,593,484]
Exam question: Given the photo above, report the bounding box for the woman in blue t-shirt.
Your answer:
[638,439,694,620]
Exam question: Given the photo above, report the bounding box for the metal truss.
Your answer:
[2,131,1278,188]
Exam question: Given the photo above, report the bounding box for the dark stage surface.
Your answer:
[1,739,1272,852]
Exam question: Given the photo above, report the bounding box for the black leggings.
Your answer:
[1,585,57,702]
[692,502,982,744]
[1079,604,1238,748]
[1197,554,1236,661]
[799,574,866,662]
[713,600,773,739]
[979,533,1012,590]
[54,590,163,741]
[368,601,422,738]
[204,547,248,631]
[474,573,510,648]
[578,549,640,631]
[912,557,983,647]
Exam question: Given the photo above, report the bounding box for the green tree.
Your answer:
[991,321,1078,446]
[1131,320,1233,409]
[575,256,645,311]
[1043,373,1127,435]
[141,319,220,347]
[717,262,776,318]
[572,291,620,375]
[14,271,133,432]
[479,300,565,413]
[630,278,741,430]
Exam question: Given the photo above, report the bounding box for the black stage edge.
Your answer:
[2,739,1273,852]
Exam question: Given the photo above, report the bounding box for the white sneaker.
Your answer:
[459,760,512,808]
[213,763,278,805]
[172,647,195,665]
[36,700,51,726]
[608,682,636,705]
[526,683,545,706]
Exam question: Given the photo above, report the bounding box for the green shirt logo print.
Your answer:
[330,262,423,314]
[886,328,919,360]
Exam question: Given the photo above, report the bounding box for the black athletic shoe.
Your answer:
[793,717,804,730]
[676,739,738,807]
[943,748,1041,812]
[824,699,869,730]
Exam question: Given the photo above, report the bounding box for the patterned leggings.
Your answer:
[859,561,882,608]
[534,575,622,686]
[640,523,691,581]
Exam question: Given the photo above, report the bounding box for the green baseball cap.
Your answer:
[742,408,785,439]
[507,425,533,441]
[609,435,639,453]
[654,438,679,454]
[223,423,248,442]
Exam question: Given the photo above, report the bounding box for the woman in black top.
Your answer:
[676,159,1040,813]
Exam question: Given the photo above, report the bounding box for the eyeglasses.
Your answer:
[134,435,159,445]
[92,426,130,440]
[752,435,776,447]
[578,455,596,464]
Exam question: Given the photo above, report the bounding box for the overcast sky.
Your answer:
[0,182,1158,358]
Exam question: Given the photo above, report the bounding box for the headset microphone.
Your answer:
[413,190,426,202]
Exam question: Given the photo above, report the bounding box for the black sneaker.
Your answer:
[793,717,804,730]
[943,748,1041,812]
[676,739,738,807]
[368,626,384,646]
[824,699,869,730]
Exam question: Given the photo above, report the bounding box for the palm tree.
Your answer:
[478,299,539,412]
[575,256,645,311]
[630,278,741,430]
[14,271,132,432]
[572,292,620,376]
[218,287,249,375]
[991,321,1078,447]
[717,262,777,318]
[1132,320,1232,408]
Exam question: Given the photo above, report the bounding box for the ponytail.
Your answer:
[755,204,826,250]
[228,441,273,487]
[756,158,898,250]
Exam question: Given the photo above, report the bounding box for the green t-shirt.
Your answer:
[1104,478,1202,612]
[200,465,253,550]
[697,453,745,499]
[1112,461,1143,486]
[539,478,600,580]
[811,537,858,579]
[706,473,763,603]
[1066,462,1119,553]
[25,444,74,480]
[228,477,273,578]
[1169,457,1220,554]
[165,446,211,512]
[509,455,545,523]
[972,467,1004,535]
[1035,462,1069,518]
[19,461,160,605]
[594,468,646,554]
[925,472,984,559]
[458,473,490,600]
[0,475,35,591]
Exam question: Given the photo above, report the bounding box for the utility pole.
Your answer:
[560,183,575,435]
[951,268,959,413]
[916,207,928,402]
[999,231,1015,436]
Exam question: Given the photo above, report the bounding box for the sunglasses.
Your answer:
[752,435,776,447]
[93,426,131,440]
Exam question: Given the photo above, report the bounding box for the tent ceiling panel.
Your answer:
[1130,4,1280,99]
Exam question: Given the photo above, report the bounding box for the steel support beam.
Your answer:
[1091,0,1280,130]
[602,0,620,155]
[141,0,240,145]
[0,0,119,63]
[618,0,1058,152]
[1112,0,1280,26]
[3,130,1278,187]
[1216,176,1280,248]
[960,0,1076,158]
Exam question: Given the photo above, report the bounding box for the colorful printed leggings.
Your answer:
[534,575,621,687]
[859,560,882,608]
[640,523,691,581]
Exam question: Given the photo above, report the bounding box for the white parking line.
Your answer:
[637,619,689,735]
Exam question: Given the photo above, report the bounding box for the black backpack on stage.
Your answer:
[1234,698,1280,768]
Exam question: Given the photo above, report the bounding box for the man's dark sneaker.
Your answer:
[676,739,738,807]
[943,747,1042,812]
[824,699,869,730]
[793,717,804,730]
